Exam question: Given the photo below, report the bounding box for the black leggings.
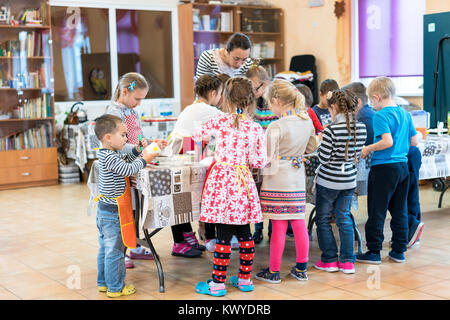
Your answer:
[205,223,216,240]
[171,223,193,243]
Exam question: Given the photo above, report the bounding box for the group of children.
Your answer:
[93,68,422,298]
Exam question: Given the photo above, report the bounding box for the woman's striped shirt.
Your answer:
[97,145,146,205]
[316,114,367,190]
[195,48,253,79]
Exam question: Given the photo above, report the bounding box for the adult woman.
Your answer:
[196,33,253,78]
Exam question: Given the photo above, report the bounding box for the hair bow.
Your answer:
[236,107,244,115]
[326,91,333,100]
[128,80,136,91]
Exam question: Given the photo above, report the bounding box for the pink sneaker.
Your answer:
[338,262,355,274]
[313,260,338,272]
[125,256,135,269]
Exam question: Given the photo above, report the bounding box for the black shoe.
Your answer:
[252,231,263,244]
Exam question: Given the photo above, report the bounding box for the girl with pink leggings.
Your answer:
[256,79,318,283]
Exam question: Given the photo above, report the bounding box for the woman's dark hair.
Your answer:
[194,74,223,100]
[226,33,252,53]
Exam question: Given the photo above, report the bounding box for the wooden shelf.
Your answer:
[0,56,50,60]
[0,25,50,30]
[243,32,281,36]
[0,88,47,91]
[0,118,53,122]
[194,30,234,33]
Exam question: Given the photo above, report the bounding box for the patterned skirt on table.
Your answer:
[260,190,306,220]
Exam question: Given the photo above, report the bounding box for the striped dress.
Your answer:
[195,48,253,79]
[316,114,367,190]
[97,145,146,205]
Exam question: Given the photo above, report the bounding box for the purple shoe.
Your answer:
[183,232,206,251]
[172,242,202,258]
[129,248,154,260]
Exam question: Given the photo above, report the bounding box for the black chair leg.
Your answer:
[307,207,316,241]
[143,228,165,293]
[350,214,363,255]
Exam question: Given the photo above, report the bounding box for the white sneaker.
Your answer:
[231,235,240,250]
[205,239,216,253]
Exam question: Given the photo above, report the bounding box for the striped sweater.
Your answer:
[195,49,253,79]
[316,114,367,190]
[97,145,146,205]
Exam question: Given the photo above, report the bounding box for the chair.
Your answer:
[289,54,319,106]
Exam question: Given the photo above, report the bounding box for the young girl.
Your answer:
[255,79,317,283]
[193,77,267,297]
[170,74,223,253]
[314,89,367,274]
[105,72,202,263]
[245,65,280,244]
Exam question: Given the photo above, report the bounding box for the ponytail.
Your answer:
[113,72,149,102]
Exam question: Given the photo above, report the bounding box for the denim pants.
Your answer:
[407,146,422,237]
[365,162,409,253]
[97,201,126,293]
[315,184,356,263]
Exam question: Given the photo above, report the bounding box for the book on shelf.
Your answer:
[0,122,53,151]
[251,41,275,59]
[194,12,233,32]
[263,63,277,79]
[0,30,48,57]
[15,93,51,119]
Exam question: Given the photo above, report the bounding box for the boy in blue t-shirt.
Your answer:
[356,77,418,264]
[312,79,339,127]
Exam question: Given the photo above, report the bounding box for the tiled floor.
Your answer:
[0,181,449,300]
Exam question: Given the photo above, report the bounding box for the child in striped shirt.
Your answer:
[313,89,367,274]
[94,114,159,297]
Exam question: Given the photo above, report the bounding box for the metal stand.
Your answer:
[438,183,449,209]
[134,190,166,293]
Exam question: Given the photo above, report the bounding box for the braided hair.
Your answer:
[222,77,256,129]
[194,74,223,100]
[327,89,359,163]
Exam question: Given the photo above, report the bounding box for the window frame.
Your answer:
[49,0,181,113]
[350,0,424,97]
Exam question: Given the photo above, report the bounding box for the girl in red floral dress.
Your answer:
[193,77,267,296]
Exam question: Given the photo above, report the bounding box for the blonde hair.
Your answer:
[113,72,149,101]
[222,77,256,129]
[367,76,396,100]
[264,79,309,120]
[245,65,270,82]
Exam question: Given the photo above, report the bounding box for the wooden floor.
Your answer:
[0,181,449,300]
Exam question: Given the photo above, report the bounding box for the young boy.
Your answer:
[94,114,158,297]
[357,77,418,264]
[312,79,339,127]
[342,82,375,145]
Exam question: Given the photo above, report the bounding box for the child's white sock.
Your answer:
[130,247,144,254]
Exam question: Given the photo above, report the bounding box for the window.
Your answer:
[51,4,176,102]
[116,10,173,99]
[51,7,110,101]
[352,0,426,95]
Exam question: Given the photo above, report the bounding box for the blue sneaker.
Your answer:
[195,279,226,297]
[229,275,254,292]
[388,250,405,263]
[356,251,381,264]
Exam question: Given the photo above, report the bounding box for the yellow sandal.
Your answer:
[106,284,136,298]
[98,286,108,292]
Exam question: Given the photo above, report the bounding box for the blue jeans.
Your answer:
[315,184,356,263]
[365,162,409,253]
[407,146,422,237]
[97,201,126,293]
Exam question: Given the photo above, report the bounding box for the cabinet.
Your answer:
[0,0,57,190]
[178,2,285,110]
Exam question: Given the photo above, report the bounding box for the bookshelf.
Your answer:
[178,2,285,110]
[0,0,57,190]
